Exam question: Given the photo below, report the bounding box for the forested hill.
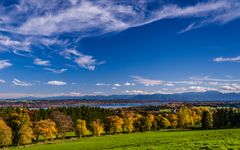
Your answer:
[9,91,240,101]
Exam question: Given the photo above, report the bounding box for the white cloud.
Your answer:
[17,1,129,36]
[47,80,67,86]
[12,78,32,86]
[96,83,110,86]
[61,49,104,70]
[188,86,215,92]
[213,56,240,62]
[208,82,219,85]
[190,76,240,82]
[0,60,12,70]
[220,84,240,92]
[9,0,238,37]
[0,35,30,52]
[69,92,83,96]
[93,91,104,95]
[44,68,67,74]
[34,58,50,66]
[0,0,239,64]
[114,83,121,87]
[172,80,203,85]
[131,75,163,86]
[124,82,135,86]
[125,90,149,95]
[164,83,174,86]
[0,79,5,84]
[74,55,96,71]
[112,87,117,90]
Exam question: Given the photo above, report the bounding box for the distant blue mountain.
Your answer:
[8,91,240,101]
[131,91,240,101]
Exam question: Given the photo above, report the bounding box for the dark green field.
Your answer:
[11,129,240,150]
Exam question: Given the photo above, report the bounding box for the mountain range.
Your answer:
[8,91,240,101]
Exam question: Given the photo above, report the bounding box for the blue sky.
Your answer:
[1,0,240,98]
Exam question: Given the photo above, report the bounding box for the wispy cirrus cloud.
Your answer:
[44,68,67,74]
[12,78,32,86]
[0,0,239,72]
[0,60,12,70]
[61,49,104,70]
[34,58,51,66]
[0,0,240,50]
[213,56,240,62]
[2,0,238,36]
[190,76,240,82]
[0,35,30,52]
[131,75,163,86]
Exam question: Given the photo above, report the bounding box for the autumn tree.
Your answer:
[91,119,104,136]
[201,110,213,129]
[34,119,57,141]
[123,112,135,133]
[156,115,171,129]
[167,114,178,128]
[177,107,193,128]
[50,111,73,139]
[134,114,148,132]
[75,119,89,138]
[146,114,155,131]
[6,108,32,145]
[191,108,202,125]
[0,119,12,147]
[106,115,124,134]
[18,124,35,145]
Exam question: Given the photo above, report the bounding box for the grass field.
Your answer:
[11,129,240,150]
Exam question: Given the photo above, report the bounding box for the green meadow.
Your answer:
[11,128,240,150]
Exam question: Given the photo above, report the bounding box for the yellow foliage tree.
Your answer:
[19,124,35,145]
[107,115,124,134]
[167,114,178,128]
[146,114,155,131]
[6,108,32,145]
[161,117,171,128]
[123,112,135,133]
[91,119,104,137]
[0,119,12,147]
[75,119,89,138]
[177,107,193,128]
[34,119,57,141]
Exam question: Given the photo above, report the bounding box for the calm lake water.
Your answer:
[73,102,164,108]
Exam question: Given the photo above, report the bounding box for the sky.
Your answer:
[1,0,240,98]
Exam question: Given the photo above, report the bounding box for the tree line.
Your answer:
[201,108,240,129]
[0,106,240,147]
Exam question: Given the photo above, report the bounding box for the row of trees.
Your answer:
[0,106,239,147]
[201,108,240,129]
[0,106,115,127]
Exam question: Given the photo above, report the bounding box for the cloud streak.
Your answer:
[47,80,67,86]
[44,68,67,74]
[0,60,12,70]
[131,75,163,86]
[61,49,104,70]
[0,0,240,50]
[12,78,32,86]
[34,58,51,66]
[214,56,240,62]
[0,0,240,71]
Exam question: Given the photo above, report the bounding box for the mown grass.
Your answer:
[10,129,240,150]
